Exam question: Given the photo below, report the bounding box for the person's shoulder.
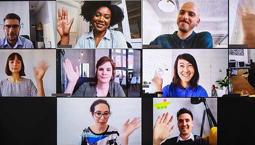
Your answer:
[0,78,8,85]
[80,82,92,88]
[19,36,33,43]
[196,31,212,38]
[108,125,118,131]
[109,30,123,35]
[195,85,208,97]
[22,78,35,84]
[194,135,209,145]
[196,85,207,92]
[154,34,174,40]
[162,136,178,145]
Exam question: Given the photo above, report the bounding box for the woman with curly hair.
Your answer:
[57,1,127,48]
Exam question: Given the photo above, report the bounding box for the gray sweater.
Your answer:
[72,82,126,97]
[0,78,37,97]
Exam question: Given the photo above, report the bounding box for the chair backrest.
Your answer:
[130,77,137,84]
[136,77,140,84]
[121,76,126,85]
[114,77,120,84]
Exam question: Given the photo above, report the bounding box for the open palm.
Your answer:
[63,58,79,84]
[34,60,49,80]
[122,117,141,138]
[153,113,175,144]
[57,7,74,37]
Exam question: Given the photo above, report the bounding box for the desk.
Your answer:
[229,75,255,95]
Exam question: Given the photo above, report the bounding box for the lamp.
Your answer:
[191,98,217,137]
[158,0,175,12]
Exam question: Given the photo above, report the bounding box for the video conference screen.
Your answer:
[1,0,255,145]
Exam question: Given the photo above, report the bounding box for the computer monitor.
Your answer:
[229,61,236,68]
[238,61,245,67]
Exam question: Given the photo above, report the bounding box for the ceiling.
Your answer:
[146,0,229,46]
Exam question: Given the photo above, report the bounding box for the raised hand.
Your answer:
[63,58,79,84]
[152,70,163,92]
[153,113,175,145]
[57,7,74,45]
[121,117,141,145]
[33,60,49,80]
[122,117,141,137]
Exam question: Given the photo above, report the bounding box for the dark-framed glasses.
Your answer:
[94,111,111,118]
[4,25,20,29]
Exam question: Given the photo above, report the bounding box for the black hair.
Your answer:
[177,108,193,120]
[5,52,26,76]
[4,13,20,24]
[90,99,110,113]
[172,53,199,89]
[80,1,124,26]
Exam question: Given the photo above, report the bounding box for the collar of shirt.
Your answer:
[176,133,194,143]
[86,29,111,41]
[173,31,196,43]
[3,36,23,48]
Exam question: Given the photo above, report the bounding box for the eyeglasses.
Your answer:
[93,111,111,118]
[4,25,20,30]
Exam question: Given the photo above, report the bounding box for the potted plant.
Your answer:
[216,76,229,90]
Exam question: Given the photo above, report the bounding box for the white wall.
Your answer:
[57,98,142,145]
[142,0,162,45]
[143,49,228,96]
[0,1,30,38]
[153,98,217,141]
[0,50,56,96]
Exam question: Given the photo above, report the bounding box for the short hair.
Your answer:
[5,52,26,76]
[80,1,124,26]
[172,53,199,90]
[90,56,115,86]
[177,108,193,120]
[4,13,20,24]
[90,99,110,113]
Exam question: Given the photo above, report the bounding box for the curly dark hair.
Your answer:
[80,1,124,26]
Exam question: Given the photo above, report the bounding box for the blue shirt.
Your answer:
[162,83,208,97]
[0,36,34,48]
[74,29,127,48]
[150,31,213,48]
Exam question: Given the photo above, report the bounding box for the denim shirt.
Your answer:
[162,83,208,97]
[74,29,127,48]
[0,36,34,48]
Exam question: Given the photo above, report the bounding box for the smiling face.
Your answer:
[177,2,200,33]
[177,59,195,87]
[92,6,111,33]
[9,55,22,74]
[97,61,113,84]
[92,103,110,127]
[177,113,194,137]
[4,19,21,42]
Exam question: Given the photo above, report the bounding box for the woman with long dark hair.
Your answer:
[152,53,208,97]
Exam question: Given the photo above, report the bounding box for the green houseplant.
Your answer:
[216,76,229,88]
